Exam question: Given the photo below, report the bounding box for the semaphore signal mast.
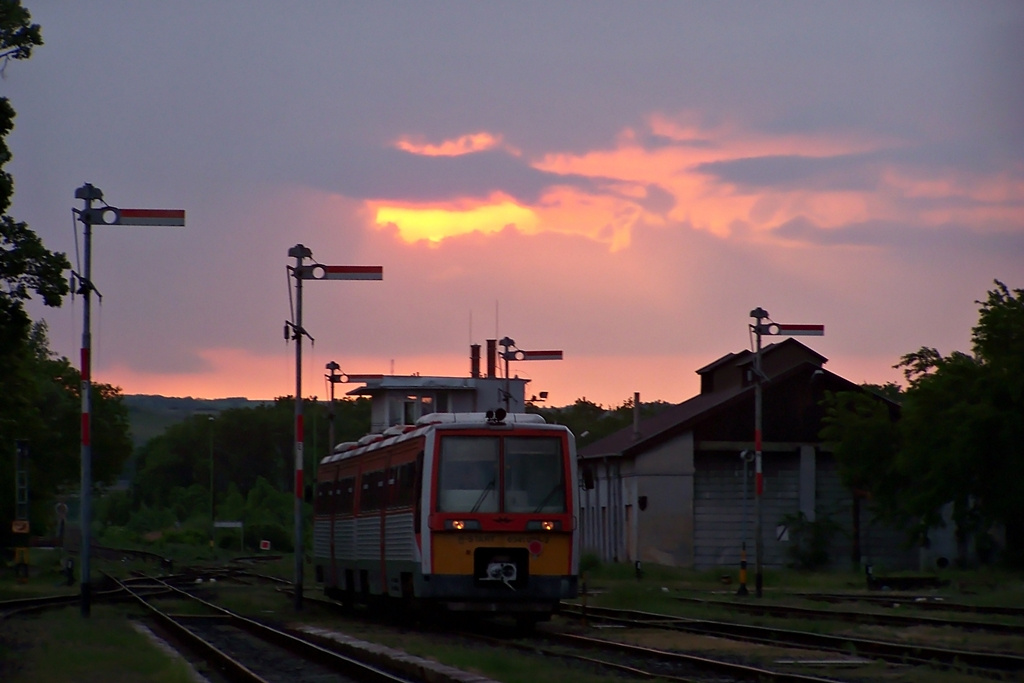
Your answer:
[747,307,823,598]
[286,244,382,610]
[497,337,563,411]
[73,183,185,617]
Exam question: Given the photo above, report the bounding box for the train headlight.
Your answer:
[526,520,561,531]
[445,519,481,531]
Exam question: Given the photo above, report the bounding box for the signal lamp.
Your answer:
[526,520,561,531]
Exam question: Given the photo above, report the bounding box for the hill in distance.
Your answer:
[123,394,271,448]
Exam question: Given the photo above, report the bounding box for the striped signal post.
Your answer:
[73,184,184,617]
[497,337,563,410]
[287,246,382,610]
[749,308,823,597]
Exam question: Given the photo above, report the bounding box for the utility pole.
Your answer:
[73,184,184,616]
[748,308,823,598]
[286,247,381,610]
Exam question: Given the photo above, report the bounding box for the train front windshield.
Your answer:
[437,435,566,513]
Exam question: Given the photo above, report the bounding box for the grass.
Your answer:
[0,603,198,683]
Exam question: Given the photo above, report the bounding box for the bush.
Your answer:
[579,553,602,574]
[95,490,133,527]
[125,504,176,536]
[244,522,292,552]
[217,533,242,550]
[781,511,843,570]
[161,526,208,547]
[96,525,140,547]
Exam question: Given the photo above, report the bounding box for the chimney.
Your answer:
[486,339,497,378]
[633,391,641,441]
[470,344,481,378]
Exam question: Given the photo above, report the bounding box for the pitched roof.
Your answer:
[578,382,748,459]
[695,338,827,376]
[578,357,880,460]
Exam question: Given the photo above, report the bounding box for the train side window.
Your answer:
[338,476,355,514]
[361,470,385,511]
[413,451,424,529]
[315,482,327,513]
[386,464,406,509]
[389,461,416,508]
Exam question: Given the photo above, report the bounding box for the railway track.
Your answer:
[291,587,849,682]
[797,592,1024,618]
[559,602,1024,676]
[105,572,425,683]
[472,626,849,683]
[671,594,1024,635]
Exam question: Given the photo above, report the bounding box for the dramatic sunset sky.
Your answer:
[9,2,1024,408]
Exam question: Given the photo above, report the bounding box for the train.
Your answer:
[313,409,579,624]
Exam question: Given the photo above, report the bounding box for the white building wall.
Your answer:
[579,456,635,564]
[633,432,695,567]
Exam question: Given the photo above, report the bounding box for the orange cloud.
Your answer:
[372,113,1017,250]
[373,193,538,243]
[394,131,511,157]
[532,113,888,238]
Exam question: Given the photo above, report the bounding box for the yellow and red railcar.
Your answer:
[313,410,578,621]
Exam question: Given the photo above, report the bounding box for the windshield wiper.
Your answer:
[471,478,495,513]
[533,482,563,513]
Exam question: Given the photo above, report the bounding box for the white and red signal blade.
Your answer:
[518,350,564,361]
[341,373,385,383]
[117,208,186,226]
[771,323,824,336]
[298,265,383,281]
[85,207,185,226]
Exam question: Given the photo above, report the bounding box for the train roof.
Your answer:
[318,411,565,465]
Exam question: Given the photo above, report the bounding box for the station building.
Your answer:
[576,339,939,572]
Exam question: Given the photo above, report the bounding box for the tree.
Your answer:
[895,280,1024,566]
[131,397,372,524]
[532,396,671,449]
[0,323,132,546]
[0,1,78,544]
[819,384,903,563]
[0,1,41,68]
[0,1,66,356]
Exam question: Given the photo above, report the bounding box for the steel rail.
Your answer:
[465,628,842,683]
[797,592,1024,618]
[108,574,271,683]
[0,585,174,618]
[560,603,1024,673]
[673,595,1024,635]
[114,573,416,683]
